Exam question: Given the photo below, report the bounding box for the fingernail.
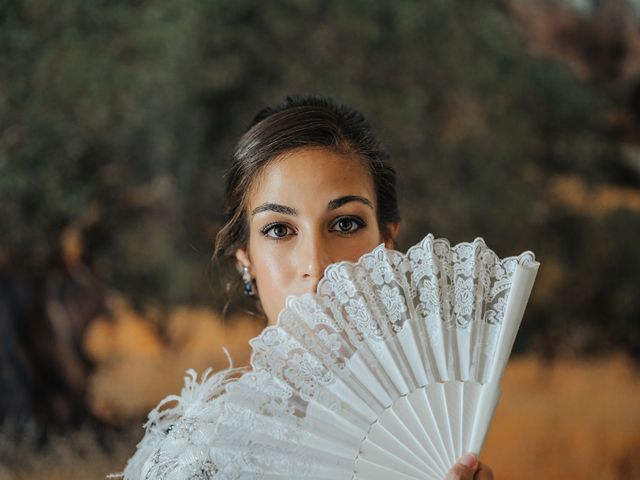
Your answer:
[459,453,477,468]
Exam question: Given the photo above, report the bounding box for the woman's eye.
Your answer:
[331,216,365,234]
[262,223,293,239]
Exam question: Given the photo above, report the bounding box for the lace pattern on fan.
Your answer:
[231,234,535,456]
[248,233,533,384]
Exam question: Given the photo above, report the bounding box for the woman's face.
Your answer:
[235,147,398,325]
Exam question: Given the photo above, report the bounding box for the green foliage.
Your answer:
[1,0,637,355]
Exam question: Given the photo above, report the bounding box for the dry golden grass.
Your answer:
[83,297,263,421]
[547,174,640,217]
[0,426,137,480]
[3,299,639,479]
[3,355,638,479]
[483,355,640,479]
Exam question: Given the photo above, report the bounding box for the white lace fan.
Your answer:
[217,234,539,480]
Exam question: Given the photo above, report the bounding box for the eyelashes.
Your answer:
[330,216,366,234]
[260,222,294,240]
[260,216,367,240]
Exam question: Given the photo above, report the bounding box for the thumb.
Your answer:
[445,453,479,480]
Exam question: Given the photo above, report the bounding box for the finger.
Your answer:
[444,453,478,480]
[475,461,495,480]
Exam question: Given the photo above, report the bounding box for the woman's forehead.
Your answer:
[248,147,375,208]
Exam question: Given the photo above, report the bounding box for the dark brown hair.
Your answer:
[214,94,400,261]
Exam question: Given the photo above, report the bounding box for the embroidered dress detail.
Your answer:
[120,363,245,480]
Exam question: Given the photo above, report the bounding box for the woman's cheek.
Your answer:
[255,249,293,324]
[340,234,383,263]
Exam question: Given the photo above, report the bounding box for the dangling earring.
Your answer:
[241,265,255,296]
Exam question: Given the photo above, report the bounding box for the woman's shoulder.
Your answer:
[116,364,245,480]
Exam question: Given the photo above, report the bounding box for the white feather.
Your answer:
[119,351,246,480]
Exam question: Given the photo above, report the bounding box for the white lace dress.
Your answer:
[119,366,245,480]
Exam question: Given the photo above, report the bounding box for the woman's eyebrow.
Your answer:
[327,195,373,210]
[251,203,298,217]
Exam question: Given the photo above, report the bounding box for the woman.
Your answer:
[123,95,494,480]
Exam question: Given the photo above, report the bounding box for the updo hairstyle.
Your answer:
[214,94,400,263]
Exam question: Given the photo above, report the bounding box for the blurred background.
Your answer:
[1,0,640,478]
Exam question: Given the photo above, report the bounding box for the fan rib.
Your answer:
[443,381,463,457]
[392,406,443,476]
[358,438,436,479]
[403,390,451,474]
[367,409,439,475]
[354,455,424,480]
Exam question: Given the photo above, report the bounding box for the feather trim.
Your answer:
[116,351,246,480]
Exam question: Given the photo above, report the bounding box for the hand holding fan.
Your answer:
[217,233,539,479]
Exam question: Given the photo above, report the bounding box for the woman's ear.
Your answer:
[384,222,400,249]
[235,245,259,298]
[234,244,251,271]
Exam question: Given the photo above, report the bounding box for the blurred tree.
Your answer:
[1,0,639,432]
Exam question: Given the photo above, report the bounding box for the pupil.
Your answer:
[340,219,351,231]
[274,225,286,236]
